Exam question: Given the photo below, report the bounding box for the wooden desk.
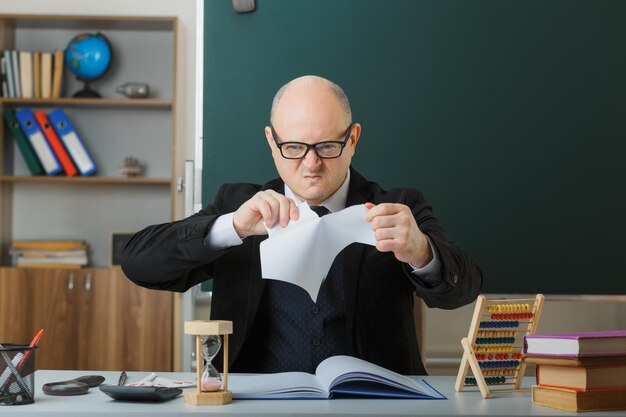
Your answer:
[2,370,621,416]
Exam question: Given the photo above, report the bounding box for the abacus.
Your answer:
[454,294,544,398]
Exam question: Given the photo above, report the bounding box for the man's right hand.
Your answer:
[232,190,299,239]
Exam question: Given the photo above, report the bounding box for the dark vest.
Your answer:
[235,206,353,373]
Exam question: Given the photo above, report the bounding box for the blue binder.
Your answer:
[47,108,96,176]
[15,108,62,175]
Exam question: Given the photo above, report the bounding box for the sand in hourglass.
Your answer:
[184,320,232,406]
[201,335,223,392]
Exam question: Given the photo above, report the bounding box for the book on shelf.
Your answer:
[11,240,88,268]
[1,56,8,97]
[19,51,33,98]
[40,52,52,99]
[14,249,88,259]
[0,46,153,98]
[47,108,97,176]
[0,50,60,98]
[16,261,83,269]
[532,385,626,412]
[33,51,41,98]
[10,50,21,98]
[524,330,626,357]
[17,254,87,265]
[227,355,445,400]
[15,107,62,175]
[11,240,87,252]
[3,51,15,97]
[34,110,78,176]
[3,108,45,175]
[16,256,87,267]
[51,49,64,99]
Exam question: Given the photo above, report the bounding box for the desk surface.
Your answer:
[0,370,622,417]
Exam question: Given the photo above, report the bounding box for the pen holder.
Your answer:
[0,344,36,405]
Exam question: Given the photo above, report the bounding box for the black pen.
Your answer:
[118,371,127,386]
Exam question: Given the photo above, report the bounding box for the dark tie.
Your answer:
[310,205,331,217]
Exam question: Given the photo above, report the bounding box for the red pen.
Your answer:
[2,329,43,389]
[19,329,44,366]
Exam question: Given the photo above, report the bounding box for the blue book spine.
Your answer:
[15,108,62,175]
[47,108,96,176]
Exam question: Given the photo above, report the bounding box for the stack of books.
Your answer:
[10,240,89,269]
[524,330,626,412]
[1,49,64,99]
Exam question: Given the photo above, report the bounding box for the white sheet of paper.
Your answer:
[260,203,376,302]
[128,372,195,388]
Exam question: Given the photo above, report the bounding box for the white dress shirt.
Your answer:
[204,171,442,281]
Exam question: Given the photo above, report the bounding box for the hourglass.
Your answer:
[184,320,233,405]
[201,335,223,391]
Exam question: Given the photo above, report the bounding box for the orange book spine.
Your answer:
[539,383,626,392]
[537,364,626,392]
[34,110,78,176]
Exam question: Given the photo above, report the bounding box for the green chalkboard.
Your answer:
[203,0,626,295]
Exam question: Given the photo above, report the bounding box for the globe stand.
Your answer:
[72,80,102,98]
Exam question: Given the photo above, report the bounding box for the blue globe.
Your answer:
[65,33,112,81]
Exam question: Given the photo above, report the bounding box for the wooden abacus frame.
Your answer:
[455,294,544,398]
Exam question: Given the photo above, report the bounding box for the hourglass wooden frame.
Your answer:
[455,294,544,399]
[184,320,233,405]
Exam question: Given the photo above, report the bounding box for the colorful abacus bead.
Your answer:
[485,376,506,385]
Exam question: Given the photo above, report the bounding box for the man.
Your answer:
[122,75,482,375]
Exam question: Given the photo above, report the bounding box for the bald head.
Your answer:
[264,75,361,205]
[270,75,352,126]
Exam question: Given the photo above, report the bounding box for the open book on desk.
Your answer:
[228,355,446,400]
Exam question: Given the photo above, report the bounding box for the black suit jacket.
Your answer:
[122,168,482,374]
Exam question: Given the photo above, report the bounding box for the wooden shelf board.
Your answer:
[0,98,172,108]
[0,266,118,271]
[0,14,176,30]
[0,175,171,185]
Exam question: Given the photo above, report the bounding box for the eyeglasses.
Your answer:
[270,124,353,159]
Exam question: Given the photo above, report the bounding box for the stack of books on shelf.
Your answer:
[10,240,89,269]
[3,107,96,176]
[524,330,626,412]
[1,49,65,99]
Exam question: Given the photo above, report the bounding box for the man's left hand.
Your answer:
[364,202,433,267]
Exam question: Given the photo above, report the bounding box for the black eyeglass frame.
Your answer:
[270,124,354,159]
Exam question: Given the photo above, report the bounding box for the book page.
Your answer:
[228,372,327,399]
[316,355,444,399]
